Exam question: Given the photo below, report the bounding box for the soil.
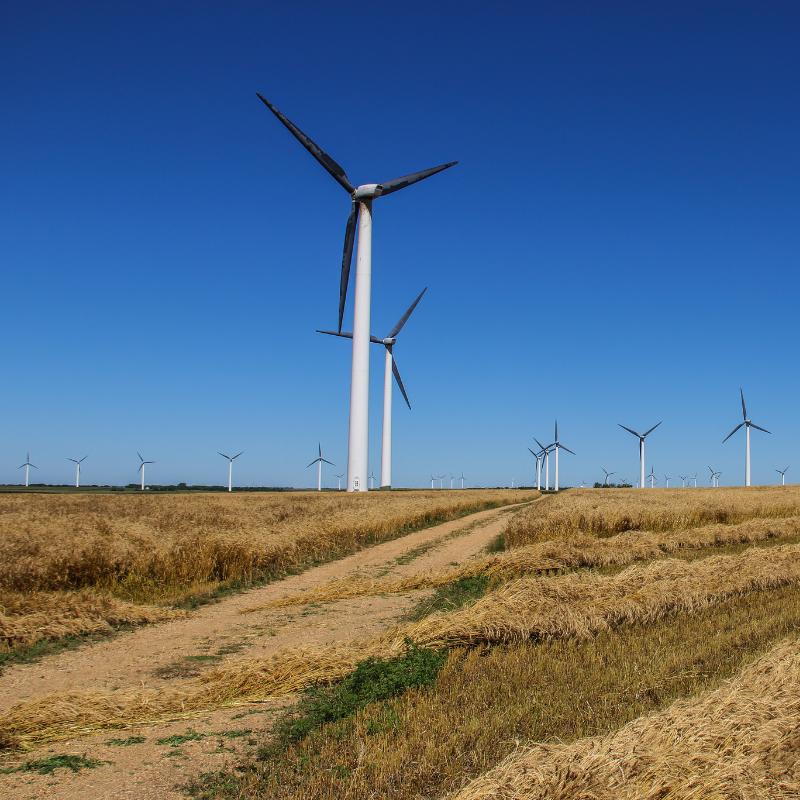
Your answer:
[0,500,531,800]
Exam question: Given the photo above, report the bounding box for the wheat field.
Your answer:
[0,489,526,652]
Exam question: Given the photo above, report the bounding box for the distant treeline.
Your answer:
[593,482,635,489]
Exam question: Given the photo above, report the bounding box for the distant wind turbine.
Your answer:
[430,474,436,490]
[459,472,466,489]
[723,388,770,487]
[776,466,789,486]
[137,452,154,491]
[67,455,87,488]
[528,447,544,491]
[18,452,37,487]
[691,473,698,488]
[679,474,687,489]
[618,421,662,488]
[258,94,456,493]
[218,450,244,492]
[647,466,657,489]
[307,444,334,492]
[707,466,722,488]
[534,438,552,491]
[336,473,344,491]
[438,474,446,489]
[318,288,427,489]
[549,420,575,492]
[664,474,671,489]
[601,467,616,487]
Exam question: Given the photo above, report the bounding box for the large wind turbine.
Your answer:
[318,288,426,489]
[258,95,456,493]
[777,466,790,486]
[722,388,770,487]
[18,452,37,487]
[549,420,575,492]
[601,467,616,486]
[618,421,662,488]
[67,455,87,488]
[137,452,154,491]
[307,444,334,492]
[218,451,244,492]
[534,438,552,491]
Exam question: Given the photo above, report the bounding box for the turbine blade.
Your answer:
[392,356,412,410]
[232,451,244,460]
[643,421,662,437]
[338,202,358,333]
[618,424,641,438]
[317,329,353,339]
[722,422,744,443]
[377,161,458,196]
[560,445,576,455]
[388,287,427,339]
[740,387,747,420]
[137,451,144,462]
[322,458,335,466]
[256,93,354,193]
[750,422,771,434]
[533,438,546,451]
[370,335,384,344]
[306,459,319,468]
[218,452,229,460]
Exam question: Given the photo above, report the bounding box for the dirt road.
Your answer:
[0,500,531,800]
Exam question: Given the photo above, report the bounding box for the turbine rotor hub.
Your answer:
[352,183,382,200]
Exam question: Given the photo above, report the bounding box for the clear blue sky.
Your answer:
[2,2,798,488]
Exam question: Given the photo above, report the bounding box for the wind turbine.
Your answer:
[449,474,455,490]
[707,466,722,488]
[137,452,154,491]
[218,451,244,492]
[258,94,456,494]
[67,455,87,488]
[319,288,426,490]
[691,473,698,488]
[438,474,446,489]
[679,474,687,489]
[664,473,671,489]
[18,452,37,487]
[647,466,657,488]
[776,466,790,486]
[534,438,552,491]
[336,473,344,491]
[458,472,466,489]
[722,388,770,487]
[601,467,616,487]
[430,475,436,490]
[528,447,544,491]
[307,444,334,492]
[549,420,575,492]
[618,422,662,488]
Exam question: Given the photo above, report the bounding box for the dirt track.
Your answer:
[0,500,531,800]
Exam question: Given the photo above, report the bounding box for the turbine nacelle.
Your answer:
[352,183,382,200]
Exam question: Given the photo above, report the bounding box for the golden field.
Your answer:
[0,489,527,651]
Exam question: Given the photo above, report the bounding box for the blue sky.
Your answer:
[1,2,798,488]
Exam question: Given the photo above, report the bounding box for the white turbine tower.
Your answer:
[776,466,789,486]
[137,452,154,491]
[67,455,87,488]
[430,474,436,490]
[534,438,553,491]
[722,388,770,487]
[708,466,722,488]
[679,474,687,489]
[438,474,446,489]
[601,467,616,487]
[664,473,671,488]
[218,451,244,492]
[647,466,657,488]
[336,473,344,491]
[258,95,456,494]
[618,421,662,489]
[307,444,334,492]
[528,447,544,491]
[548,420,575,492]
[318,288,426,489]
[18,452,37,487]
[459,472,466,489]
[691,473,698,488]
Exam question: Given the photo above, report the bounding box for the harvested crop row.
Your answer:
[505,485,800,547]
[0,590,184,650]
[450,634,800,800]
[258,513,800,608]
[0,490,527,603]
[4,543,800,748]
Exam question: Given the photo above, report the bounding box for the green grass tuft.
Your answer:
[408,575,489,621]
[0,754,106,775]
